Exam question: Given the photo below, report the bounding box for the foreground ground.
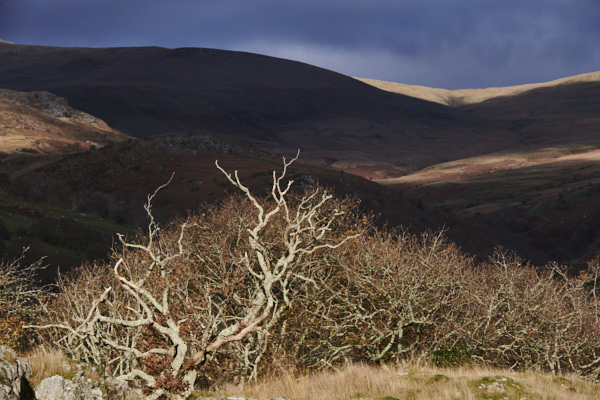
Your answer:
[214,363,600,400]
[27,349,600,400]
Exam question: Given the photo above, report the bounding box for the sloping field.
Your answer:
[382,143,600,217]
[0,89,127,156]
[380,143,600,263]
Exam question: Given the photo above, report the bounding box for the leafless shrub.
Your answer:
[264,234,600,382]
[35,155,358,399]
[271,228,473,372]
[454,251,600,377]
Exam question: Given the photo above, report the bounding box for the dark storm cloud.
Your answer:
[1,0,599,88]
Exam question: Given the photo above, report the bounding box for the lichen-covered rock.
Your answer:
[102,376,143,400]
[35,372,103,400]
[0,345,35,400]
[34,375,66,399]
[35,372,145,400]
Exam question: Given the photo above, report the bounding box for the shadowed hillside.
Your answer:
[361,72,600,264]
[0,42,513,175]
[360,71,600,147]
[458,76,600,148]
[381,143,600,264]
[1,42,599,265]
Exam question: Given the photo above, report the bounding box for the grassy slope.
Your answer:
[357,71,600,107]
[31,134,450,235]
[0,192,131,283]
[25,350,600,399]
[214,363,599,400]
[376,143,600,264]
[0,88,130,279]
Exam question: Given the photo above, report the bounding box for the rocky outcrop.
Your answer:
[35,373,103,400]
[0,89,88,120]
[35,373,143,400]
[1,346,278,400]
[0,346,35,400]
[0,345,143,400]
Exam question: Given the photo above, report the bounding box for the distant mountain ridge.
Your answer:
[0,43,513,175]
[358,71,600,107]
[0,43,598,179]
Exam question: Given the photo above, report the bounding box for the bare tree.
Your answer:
[35,154,358,399]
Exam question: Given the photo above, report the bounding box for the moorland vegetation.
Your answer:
[1,156,600,399]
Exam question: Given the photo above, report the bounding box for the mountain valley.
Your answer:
[1,41,599,269]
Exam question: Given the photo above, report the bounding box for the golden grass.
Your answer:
[24,347,100,387]
[21,349,600,399]
[357,71,600,106]
[215,363,600,400]
[25,347,74,387]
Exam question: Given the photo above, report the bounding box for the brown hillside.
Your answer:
[380,142,600,264]
[30,134,452,233]
[0,88,128,157]
[360,71,600,150]
[359,72,600,263]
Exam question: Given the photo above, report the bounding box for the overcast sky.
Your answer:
[1,0,599,89]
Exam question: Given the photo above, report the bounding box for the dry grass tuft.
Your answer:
[217,362,600,400]
[25,347,82,387]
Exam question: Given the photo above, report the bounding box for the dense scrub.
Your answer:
[2,159,600,398]
[272,230,600,378]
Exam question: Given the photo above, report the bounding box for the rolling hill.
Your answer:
[358,71,600,107]
[360,71,600,147]
[0,42,514,175]
[1,40,600,266]
[358,73,600,264]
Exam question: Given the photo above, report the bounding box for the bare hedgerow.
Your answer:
[33,154,359,399]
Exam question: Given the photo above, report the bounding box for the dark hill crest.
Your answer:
[0,43,510,174]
